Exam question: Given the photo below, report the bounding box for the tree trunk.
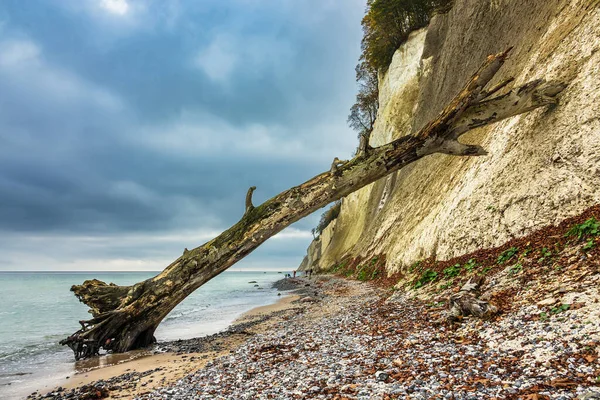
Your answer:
[61,49,566,359]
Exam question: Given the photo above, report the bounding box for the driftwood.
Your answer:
[60,49,566,358]
[447,277,498,322]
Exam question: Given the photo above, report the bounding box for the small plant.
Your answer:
[439,281,453,290]
[522,247,532,257]
[509,263,523,275]
[541,248,552,257]
[538,247,553,264]
[540,312,548,321]
[498,247,518,264]
[583,239,595,251]
[550,304,570,315]
[565,218,599,240]
[443,264,461,278]
[409,260,422,272]
[481,266,492,275]
[414,269,438,289]
[486,205,497,212]
[332,261,347,273]
[464,258,477,272]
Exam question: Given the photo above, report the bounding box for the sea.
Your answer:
[0,270,287,399]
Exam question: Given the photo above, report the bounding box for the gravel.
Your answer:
[135,277,600,399]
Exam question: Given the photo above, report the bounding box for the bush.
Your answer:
[313,201,342,237]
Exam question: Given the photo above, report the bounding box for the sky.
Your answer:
[0,0,365,271]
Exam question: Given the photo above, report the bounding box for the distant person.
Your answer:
[293,270,296,278]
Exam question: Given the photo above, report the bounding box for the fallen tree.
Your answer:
[61,49,566,359]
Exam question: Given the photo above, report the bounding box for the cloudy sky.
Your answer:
[0,0,365,271]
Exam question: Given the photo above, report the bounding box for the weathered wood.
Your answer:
[61,50,566,358]
[245,186,256,214]
[447,277,498,321]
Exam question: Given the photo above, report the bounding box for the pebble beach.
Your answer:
[33,271,600,400]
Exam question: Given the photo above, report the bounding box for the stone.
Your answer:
[537,297,558,306]
[375,371,389,382]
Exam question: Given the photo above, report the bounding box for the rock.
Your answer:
[375,371,389,382]
[248,281,257,283]
[537,297,558,306]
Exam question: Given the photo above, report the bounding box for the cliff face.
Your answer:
[300,0,600,274]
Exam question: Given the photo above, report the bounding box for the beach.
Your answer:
[29,268,600,399]
[25,280,310,400]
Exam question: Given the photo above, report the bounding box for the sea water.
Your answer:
[0,271,285,399]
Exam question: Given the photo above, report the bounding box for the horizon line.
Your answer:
[0,270,290,273]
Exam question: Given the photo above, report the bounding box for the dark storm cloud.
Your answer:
[0,0,364,270]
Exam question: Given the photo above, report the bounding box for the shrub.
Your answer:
[314,201,342,236]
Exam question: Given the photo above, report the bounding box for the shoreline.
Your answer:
[27,267,600,399]
[29,279,312,399]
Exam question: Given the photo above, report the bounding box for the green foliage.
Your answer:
[360,0,452,72]
[463,258,477,272]
[540,312,548,321]
[314,201,342,237]
[443,264,461,278]
[331,261,347,273]
[414,269,438,288]
[409,260,422,272]
[583,239,595,251]
[356,264,380,281]
[349,0,452,146]
[497,247,518,264]
[480,266,492,275]
[541,247,552,257]
[509,263,523,275]
[566,218,599,240]
[550,304,570,315]
[439,280,453,290]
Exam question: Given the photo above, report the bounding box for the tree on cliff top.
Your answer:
[360,0,452,72]
[348,0,452,156]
